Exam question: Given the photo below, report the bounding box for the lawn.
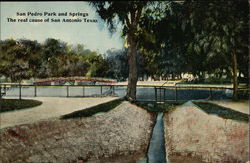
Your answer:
[0,99,42,113]
[193,101,249,122]
[61,98,123,119]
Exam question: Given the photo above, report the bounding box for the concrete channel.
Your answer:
[139,112,167,163]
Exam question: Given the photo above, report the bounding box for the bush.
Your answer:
[237,90,249,100]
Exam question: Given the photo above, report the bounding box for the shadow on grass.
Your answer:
[135,101,184,113]
[0,99,42,113]
[193,102,249,122]
[60,98,123,119]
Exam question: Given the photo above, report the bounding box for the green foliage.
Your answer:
[180,77,231,84]
[194,102,249,122]
[0,38,110,80]
[142,0,248,84]
[104,49,128,81]
[237,90,249,100]
[89,1,149,35]
[90,1,162,100]
[60,98,123,119]
[0,39,42,81]
[0,99,42,113]
[135,101,184,113]
[183,1,248,79]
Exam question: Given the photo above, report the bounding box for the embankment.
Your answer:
[0,101,154,163]
[164,101,249,163]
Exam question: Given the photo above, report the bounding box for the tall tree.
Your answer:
[181,0,249,100]
[90,1,150,101]
[150,0,248,99]
[0,39,41,82]
[42,38,68,77]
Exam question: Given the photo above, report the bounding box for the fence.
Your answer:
[0,84,248,101]
[0,84,117,100]
[153,86,248,102]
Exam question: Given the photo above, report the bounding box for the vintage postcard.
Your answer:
[0,1,249,163]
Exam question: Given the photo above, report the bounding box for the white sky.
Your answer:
[0,1,124,53]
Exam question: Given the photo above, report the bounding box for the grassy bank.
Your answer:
[61,98,123,119]
[0,99,42,113]
[194,102,249,122]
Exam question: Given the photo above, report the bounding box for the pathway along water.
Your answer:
[139,112,167,163]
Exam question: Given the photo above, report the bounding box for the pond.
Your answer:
[4,85,231,101]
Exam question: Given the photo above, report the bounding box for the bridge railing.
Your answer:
[0,84,248,101]
[33,77,117,85]
[0,84,119,100]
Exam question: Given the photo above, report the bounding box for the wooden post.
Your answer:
[112,86,115,95]
[34,85,37,97]
[101,86,103,96]
[209,87,212,99]
[4,85,6,94]
[82,86,85,97]
[19,83,22,100]
[155,87,157,102]
[175,87,177,102]
[0,85,2,99]
[159,87,162,102]
[66,86,69,97]
[164,88,166,102]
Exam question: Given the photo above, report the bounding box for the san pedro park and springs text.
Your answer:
[7,12,98,23]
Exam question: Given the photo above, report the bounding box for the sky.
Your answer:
[0,1,124,53]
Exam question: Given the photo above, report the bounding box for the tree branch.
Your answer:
[125,15,131,28]
[136,7,143,22]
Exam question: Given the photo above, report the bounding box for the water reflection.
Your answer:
[5,86,230,101]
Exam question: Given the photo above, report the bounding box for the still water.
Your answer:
[4,85,230,101]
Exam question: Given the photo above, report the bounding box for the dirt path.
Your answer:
[0,97,118,129]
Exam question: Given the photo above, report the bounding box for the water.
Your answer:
[4,86,230,101]
[147,112,167,163]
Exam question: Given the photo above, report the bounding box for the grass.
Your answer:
[0,99,42,113]
[135,101,184,113]
[193,102,249,122]
[60,98,123,119]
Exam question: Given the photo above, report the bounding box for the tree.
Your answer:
[0,39,41,82]
[42,38,69,77]
[148,0,248,99]
[181,0,249,100]
[104,49,128,81]
[90,1,150,101]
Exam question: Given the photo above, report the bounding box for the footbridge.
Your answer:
[33,77,117,85]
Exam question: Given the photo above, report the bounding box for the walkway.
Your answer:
[0,97,118,129]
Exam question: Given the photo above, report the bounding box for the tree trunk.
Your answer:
[231,52,238,100]
[126,32,138,101]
